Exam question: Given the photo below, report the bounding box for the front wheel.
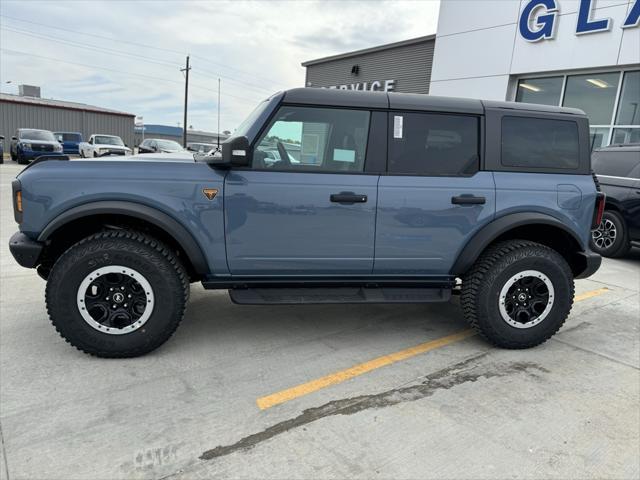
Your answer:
[45,230,189,357]
[461,240,574,349]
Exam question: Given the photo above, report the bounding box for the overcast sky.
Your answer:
[0,0,440,133]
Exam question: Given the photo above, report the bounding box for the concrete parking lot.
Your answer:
[0,161,638,480]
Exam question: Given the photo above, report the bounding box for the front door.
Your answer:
[225,105,378,276]
[374,111,496,275]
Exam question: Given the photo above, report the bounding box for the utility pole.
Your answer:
[181,55,191,148]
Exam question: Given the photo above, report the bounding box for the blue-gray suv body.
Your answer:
[9,88,604,357]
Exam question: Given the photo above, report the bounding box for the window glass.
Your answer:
[57,133,82,142]
[612,128,640,146]
[563,72,620,125]
[388,113,479,176]
[515,77,563,106]
[253,106,370,172]
[590,127,611,151]
[502,116,579,169]
[19,129,56,141]
[615,71,640,126]
[592,151,640,178]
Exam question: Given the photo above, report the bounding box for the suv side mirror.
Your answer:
[222,136,251,167]
[11,136,17,141]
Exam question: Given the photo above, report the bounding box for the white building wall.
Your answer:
[430,0,639,99]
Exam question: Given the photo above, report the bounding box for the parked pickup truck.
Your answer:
[9,88,603,358]
[79,134,131,158]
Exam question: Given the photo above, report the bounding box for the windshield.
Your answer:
[95,136,124,146]
[20,129,56,141]
[156,140,183,151]
[55,133,82,142]
[234,100,270,138]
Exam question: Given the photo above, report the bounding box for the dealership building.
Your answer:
[0,87,135,149]
[303,0,640,149]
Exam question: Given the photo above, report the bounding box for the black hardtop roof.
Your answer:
[281,88,585,116]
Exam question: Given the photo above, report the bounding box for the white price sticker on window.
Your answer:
[393,115,403,139]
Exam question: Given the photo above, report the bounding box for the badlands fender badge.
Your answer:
[203,188,219,200]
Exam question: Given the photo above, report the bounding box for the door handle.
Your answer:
[330,192,368,204]
[451,195,486,205]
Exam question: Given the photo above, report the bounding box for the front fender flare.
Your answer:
[450,212,585,276]
[38,200,209,275]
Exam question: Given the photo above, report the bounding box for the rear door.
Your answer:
[374,111,495,275]
[225,105,381,276]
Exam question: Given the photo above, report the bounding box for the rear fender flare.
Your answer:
[451,212,585,276]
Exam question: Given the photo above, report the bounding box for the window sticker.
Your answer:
[394,115,403,139]
[333,148,356,163]
[301,133,319,156]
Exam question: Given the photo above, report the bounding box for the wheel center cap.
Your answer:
[112,292,125,304]
[517,293,527,302]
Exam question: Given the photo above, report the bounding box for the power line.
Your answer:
[0,13,288,89]
[0,48,265,104]
[2,25,279,95]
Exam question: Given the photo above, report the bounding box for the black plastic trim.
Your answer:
[574,250,602,279]
[38,201,209,275]
[9,231,43,268]
[450,212,586,276]
[202,276,455,290]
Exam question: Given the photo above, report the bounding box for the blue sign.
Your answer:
[519,0,639,41]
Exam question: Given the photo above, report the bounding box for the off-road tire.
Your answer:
[45,230,189,357]
[461,240,574,349]
[590,210,630,258]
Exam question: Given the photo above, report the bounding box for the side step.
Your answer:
[229,287,451,305]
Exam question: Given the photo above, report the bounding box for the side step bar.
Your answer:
[229,287,451,305]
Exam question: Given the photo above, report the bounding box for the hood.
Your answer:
[95,144,130,150]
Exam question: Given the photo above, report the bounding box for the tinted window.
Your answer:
[56,133,82,142]
[592,150,640,178]
[501,117,579,169]
[388,113,479,176]
[253,106,370,173]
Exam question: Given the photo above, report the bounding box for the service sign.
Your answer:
[519,0,639,42]
[327,79,396,92]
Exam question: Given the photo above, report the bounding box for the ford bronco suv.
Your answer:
[9,88,604,357]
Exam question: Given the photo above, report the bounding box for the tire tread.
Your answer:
[461,239,574,349]
[45,230,189,358]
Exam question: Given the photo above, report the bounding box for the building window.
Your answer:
[563,72,620,126]
[515,77,563,106]
[515,69,640,149]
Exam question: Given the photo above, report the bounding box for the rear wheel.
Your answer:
[45,230,189,357]
[461,240,574,349]
[590,210,630,258]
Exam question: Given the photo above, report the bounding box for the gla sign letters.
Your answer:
[519,0,640,42]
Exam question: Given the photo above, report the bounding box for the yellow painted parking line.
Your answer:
[257,329,475,410]
[256,287,610,410]
[575,287,609,302]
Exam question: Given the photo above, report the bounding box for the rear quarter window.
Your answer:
[501,116,580,170]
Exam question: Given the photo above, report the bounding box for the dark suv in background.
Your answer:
[591,144,640,257]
